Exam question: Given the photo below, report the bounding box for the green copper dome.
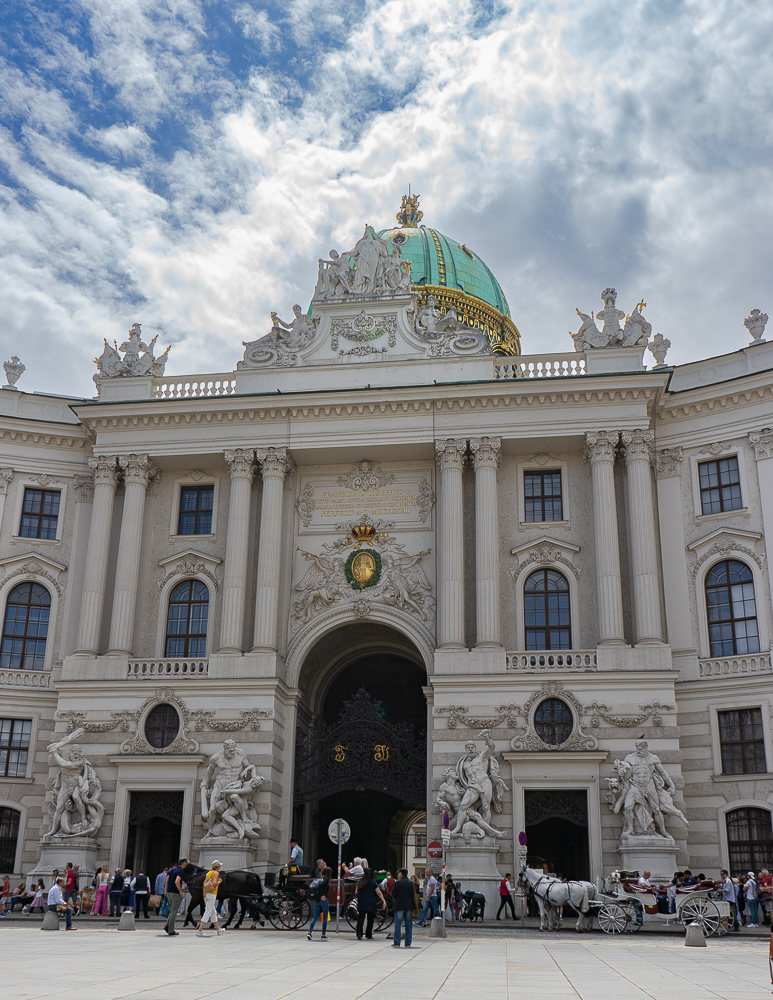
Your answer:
[377,198,520,354]
[376,225,511,318]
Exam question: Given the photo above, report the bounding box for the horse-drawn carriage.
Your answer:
[518,865,730,936]
[265,866,393,931]
[592,871,731,936]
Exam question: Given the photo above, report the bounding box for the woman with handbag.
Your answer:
[354,868,384,941]
[197,861,224,937]
[93,867,109,916]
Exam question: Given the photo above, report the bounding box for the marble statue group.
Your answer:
[44,729,104,840]
[435,730,507,843]
[608,738,689,838]
[200,739,265,841]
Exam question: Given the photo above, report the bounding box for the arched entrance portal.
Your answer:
[294,623,428,871]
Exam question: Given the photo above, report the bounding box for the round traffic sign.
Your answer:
[427,840,443,859]
[328,818,351,845]
[518,831,527,846]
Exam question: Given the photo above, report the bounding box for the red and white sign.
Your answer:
[427,840,443,859]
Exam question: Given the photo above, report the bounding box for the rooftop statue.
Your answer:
[572,289,652,351]
[3,355,25,387]
[240,304,318,368]
[94,323,170,384]
[745,308,768,343]
[44,728,104,840]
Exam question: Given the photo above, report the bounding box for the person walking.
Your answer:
[196,861,224,937]
[759,870,773,926]
[92,868,109,915]
[417,867,439,926]
[307,866,331,940]
[391,869,418,948]
[496,873,518,920]
[132,870,151,920]
[120,869,133,913]
[108,868,124,916]
[745,872,760,927]
[720,869,740,931]
[164,859,188,936]
[48,877,75,930]
[444,875,456,923]
[355,868,384,940]
[409,874,421,920]
[154,868,168,914]
[63,864,78,910]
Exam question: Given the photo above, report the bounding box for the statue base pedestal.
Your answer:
[30,837,100,880]
[445,838,502,914]
[618,834,678,882]
[194,838,258,872]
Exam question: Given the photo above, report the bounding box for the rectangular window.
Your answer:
[19,488,60,539]
[177,486,214,535]
[718,708,767,775]
[699,457,743,515]
[414,831,427,857]
[0,718,31,778]
[524,470,563,522]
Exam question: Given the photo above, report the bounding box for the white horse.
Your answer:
[518,865,597,931]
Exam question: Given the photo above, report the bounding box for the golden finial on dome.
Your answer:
[396,186,423,227]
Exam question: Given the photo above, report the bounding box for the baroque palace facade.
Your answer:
[1,197,772,897]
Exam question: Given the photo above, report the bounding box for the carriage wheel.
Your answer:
[345,903,393,931]
[269,895,309,930]
[680,897,720,937]
[620,904,643,931]
[597,903,628,933]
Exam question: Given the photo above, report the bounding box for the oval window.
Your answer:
[144,704,180,749]
[534,698,573,746]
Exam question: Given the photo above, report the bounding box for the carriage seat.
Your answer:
[621,880,656,895]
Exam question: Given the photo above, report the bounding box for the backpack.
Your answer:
[308,878,323,901]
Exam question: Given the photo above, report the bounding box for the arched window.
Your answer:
[524,568,571,650]
[534,698,574,746]
[164,580,209,657]
[726,807,773,876]
[0,806,20,872]
[705,560,760,656]
[0,583,51,670]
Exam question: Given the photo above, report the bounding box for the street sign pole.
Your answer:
[336,819,342,934]
[440,811,451,932]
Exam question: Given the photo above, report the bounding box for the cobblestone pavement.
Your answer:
[3,925,771,1000]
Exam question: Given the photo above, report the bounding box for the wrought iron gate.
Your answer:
[294,688,426,805]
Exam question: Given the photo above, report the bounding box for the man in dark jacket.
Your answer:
[391,869,419,948]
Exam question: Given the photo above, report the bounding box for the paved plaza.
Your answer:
[2,926,770,1000]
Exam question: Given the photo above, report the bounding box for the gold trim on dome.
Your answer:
[415,285,520,355]
[426,228,447,285]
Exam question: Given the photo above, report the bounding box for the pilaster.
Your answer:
[218,449,255,653]
[74,456,120,655]
[621,430,663,645]
[469,436,502,649]
[584,431,626,645]
[435,439,467,649]
[252,447,293,653]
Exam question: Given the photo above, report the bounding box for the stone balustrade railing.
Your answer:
[494,354,587,379]
[0,668,52,689]
[128,659,209,677]
[506,650,597,671]
[152,375,237,399]
[698,653,771,678]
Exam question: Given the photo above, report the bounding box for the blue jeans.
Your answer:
[419,895,439,925]
[393,908,412,946]
[308,900,329,935]
[49,903,72,929]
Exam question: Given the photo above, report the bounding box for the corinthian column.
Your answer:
[218,449,255,653]
[469,437,502,648]
[252,447,292,652]
[435,439,467,649]
[622,430,663,644]
[107,454,157,654]
[584,431,625,645]
[75,456,120,655]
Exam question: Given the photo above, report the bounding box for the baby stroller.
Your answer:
[460,890,486,921]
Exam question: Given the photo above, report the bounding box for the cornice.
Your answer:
[658,379,773,421]
[0,422,89,448]
[74,380,659,433]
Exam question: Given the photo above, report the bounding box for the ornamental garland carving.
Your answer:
[60,702,272,743]
[416,480,436,522]
[330,312,397,352]
[698,441,733,456]
[3,559,66,596]
[690,539,765,580]
[511,681,597,752]
[189,708,272,732]
[749,429,773,461]
[435,704,520,730]
[158,558,220,593]
[295,484,316,527]
[120,688,198,755]
[511,542,581,582]
[655,447,683,479]
[336,460,396,492]
[0,468,14,495]
[29,474,61,487]
[584,701,673,728]
[57,709,140,733]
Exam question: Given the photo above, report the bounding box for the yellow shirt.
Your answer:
[204,870,220,893]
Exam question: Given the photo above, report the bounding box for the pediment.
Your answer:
[686,527,765,578]
[509,536,582,581]
[158,548,222,570]
[0,551,67,575]
[687,526,762,556]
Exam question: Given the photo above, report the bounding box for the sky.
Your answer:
[1,0,771,398]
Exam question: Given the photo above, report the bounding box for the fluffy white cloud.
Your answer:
[1,0,771,396]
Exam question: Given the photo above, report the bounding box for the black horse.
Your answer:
[182,865,269,929]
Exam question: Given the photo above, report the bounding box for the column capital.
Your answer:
[584,430,619,465]
[88,455,119,489]
[256,447,292,480]
[224,448,255,480]
[435,439,467,472]
[655,446,683,479]
[469,437,502,470]
[749,428,773,461]
[0,467,14,496]
[117,453,158,488]
[621,429,654,464]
